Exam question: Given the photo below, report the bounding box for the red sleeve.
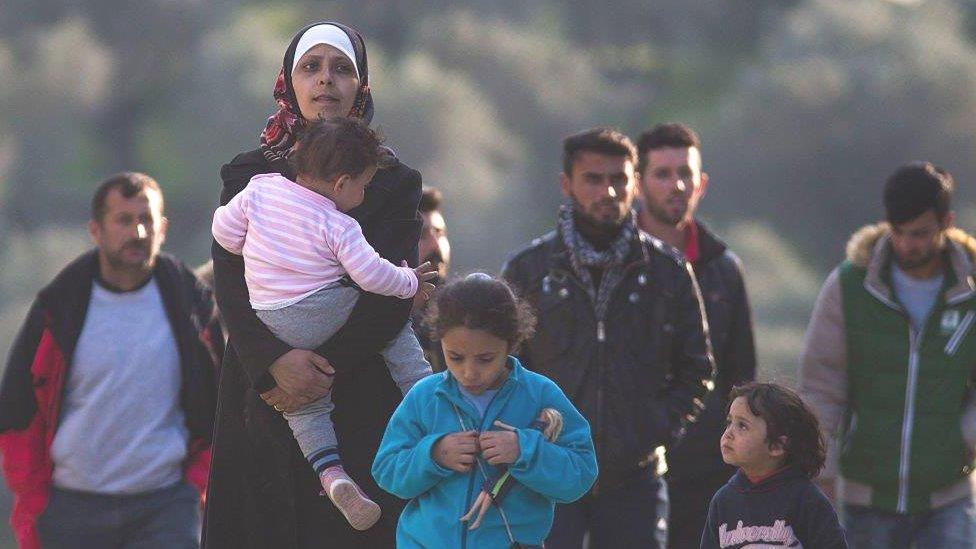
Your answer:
[0,324,68,549]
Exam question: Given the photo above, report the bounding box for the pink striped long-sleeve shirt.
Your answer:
[212,173,418,310]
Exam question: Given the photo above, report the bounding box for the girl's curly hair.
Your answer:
[729,382,827,479]
[424,273,536,351]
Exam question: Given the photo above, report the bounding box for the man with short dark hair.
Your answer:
[635,123,757,549]
[503,127,714,548]
[418,186,450,285]
[193,260,228,342]
[800,162,976,548]
[0,172,221,549]
[412,186,451,371]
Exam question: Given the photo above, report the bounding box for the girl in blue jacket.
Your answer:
[372,273,598,548]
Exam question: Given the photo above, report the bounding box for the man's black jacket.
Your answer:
[0,250,221,439]
[502,228,714,492]
[668,221,757,481]
[0,251,221,549]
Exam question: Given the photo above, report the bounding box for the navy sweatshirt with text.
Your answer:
[701,466,847,548]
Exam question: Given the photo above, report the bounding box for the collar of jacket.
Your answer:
[433,356,523,427]
[692,219,729,265]
[846,223,976,307]
[38,249,192,361]
[547,221,652,278]
[729,464,806,493]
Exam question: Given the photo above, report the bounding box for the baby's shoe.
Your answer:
[320,466,382,531]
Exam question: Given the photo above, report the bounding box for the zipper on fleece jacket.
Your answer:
[458,385,507,549]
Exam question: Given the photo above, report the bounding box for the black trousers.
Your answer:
[548,470,668,549]
[666,467,735,549]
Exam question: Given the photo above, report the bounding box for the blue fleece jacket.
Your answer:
[372,357,597,548]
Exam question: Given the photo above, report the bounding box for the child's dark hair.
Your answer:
[728,382,826,479]
[289,117,387,182]
[425,273,536,350]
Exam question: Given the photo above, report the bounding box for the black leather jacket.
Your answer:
[667,221,757,481]
[502,227,714,492]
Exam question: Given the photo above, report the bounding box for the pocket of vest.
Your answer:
[945,310,976,356]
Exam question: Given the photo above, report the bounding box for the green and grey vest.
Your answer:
[839,260,976,513]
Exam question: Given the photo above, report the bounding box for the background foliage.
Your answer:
[2,1,975,542]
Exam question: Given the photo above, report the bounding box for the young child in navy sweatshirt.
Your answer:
[701,382,848,548]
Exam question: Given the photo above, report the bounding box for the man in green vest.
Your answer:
[800,162,976,548]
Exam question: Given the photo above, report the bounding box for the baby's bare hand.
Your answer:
[413,261,439,282]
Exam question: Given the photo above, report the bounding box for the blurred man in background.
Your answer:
[801,162,976,548]
[412,186,451,372]
[634,123,757,548]
[194,260,227,342]
[418,186,451,286]
[0,173,221,549]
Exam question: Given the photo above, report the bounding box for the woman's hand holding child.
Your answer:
[267,349,335,403]
[260,387,307,413]
[433,430,480,472]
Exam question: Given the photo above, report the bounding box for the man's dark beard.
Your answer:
[421,251,445,287]
[644,195,685,226]
[895,249,939,271]
[106,241,153,271]
[572,200,624,251]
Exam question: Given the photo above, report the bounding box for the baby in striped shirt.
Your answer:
[212,117,435,531]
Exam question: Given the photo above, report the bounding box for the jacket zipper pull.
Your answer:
[597,320,606,342]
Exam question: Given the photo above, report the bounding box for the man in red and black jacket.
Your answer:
[0,172,222,549]
[634,123,757,549]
